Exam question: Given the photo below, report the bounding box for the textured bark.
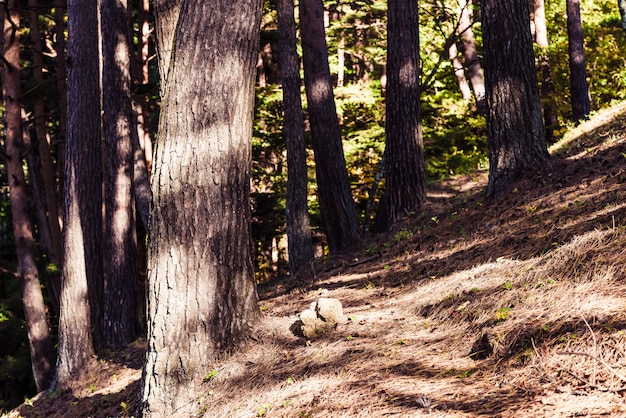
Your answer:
[54,0,67,224]
[141,1,262,415]
[152,0,180,94]
[56,0,102,385]
[458,0,486,114]
[300,0,360,252]
[278,0,314,273]
[566,0,591,122]
[101,0,141,346]
[378,0,426,230]
[1,0,56,392]
[619,0,626,31]
[482,0,549,196]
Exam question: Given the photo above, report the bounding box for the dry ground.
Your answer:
[6,102,626,417]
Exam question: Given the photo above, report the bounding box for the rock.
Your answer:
[294,297,344,340]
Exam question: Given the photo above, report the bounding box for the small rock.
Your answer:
[293,297,344,340]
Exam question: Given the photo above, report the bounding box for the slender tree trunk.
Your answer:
[377,0,426,230]
[300,0,360,252]
[449,41,472,100]
[28,0,63,269]
[482,0,549,196]
[458,0,486,114]
[619,0,626,31]
[1,0,56,392]
[134,0,153,175]
[566,0,591,122]
[101,0,141,347]
[141,1,262,415]
[55,0,102,386]
[277,0,314,273]
[531,0,559,141]
[54,0,67,227]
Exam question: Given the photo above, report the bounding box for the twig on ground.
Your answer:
[557,351,626,384]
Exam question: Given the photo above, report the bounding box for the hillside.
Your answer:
[6,102,626,417]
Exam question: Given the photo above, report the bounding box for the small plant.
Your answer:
[346,335,354,341]
[396,339,407,345]
[496,305,512,321]
[394,228,413,241]
[525,205,537,213]
[504,281,513,290]
[285,377,295,385]
[203,369,218,381]
[89,383,97,393]
[120,401,128,414]
[281,399,292,407]
[257,403,271,417]
[364,281,376,289]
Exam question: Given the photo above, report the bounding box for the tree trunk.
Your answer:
[618,0,626,31]
[55,0,102,385]
[377,0,426,230]
[278,0,314,273]
[449,41,472,101]
[140,1,262,415]
[28,0,63,269]
[482,0,549,196]
[54,0,67,226]
[300,0,360,252]
[458,0,486,114]
[1,0,56,392]
[101,0,141,347]
[566,0,591,122]
[531,0,559,141]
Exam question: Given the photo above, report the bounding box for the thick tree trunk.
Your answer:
[56,0,102,385]
[300,0,360,252]
[566,0,591,122]
[1,0,56,392]
[482,0,549,196]
[101,0,141,347]
[377,0,426,230]
[141,1,262,415]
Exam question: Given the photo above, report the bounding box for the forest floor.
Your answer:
[6,102,626,417]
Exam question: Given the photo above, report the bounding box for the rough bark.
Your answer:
[1,0,56,392]
[566,0,591,122]
[482,0,549,196]
[377,0,426,230]
[141,1,262,415]
[300,0,360,252]
[54,0,67,224]
[278,0,314,273]
[101,0,141,346]
[56,0,102,385]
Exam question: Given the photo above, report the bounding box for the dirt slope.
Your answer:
[6,102,626,417]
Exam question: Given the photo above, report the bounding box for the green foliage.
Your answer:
[0,271,37,412]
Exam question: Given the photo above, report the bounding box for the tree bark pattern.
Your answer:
[482,0,549,195]
[102,0,141,346]
[278,0,314,273]
[2,0,56,392]
[56,0,101,385]
[300,0,360,252]
[141,1,262,415]
[566,0,591,121]
[382,0,426,228]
